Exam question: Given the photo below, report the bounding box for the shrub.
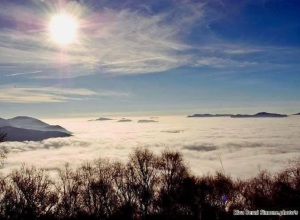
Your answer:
[1,166,58,220]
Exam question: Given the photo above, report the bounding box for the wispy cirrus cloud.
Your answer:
[0,85,129,103]
[194,57,258,68]
[0,0,299,79]
[6,71,43,77]
[0,1,202,77]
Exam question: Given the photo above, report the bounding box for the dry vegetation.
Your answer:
[0,147,299,220]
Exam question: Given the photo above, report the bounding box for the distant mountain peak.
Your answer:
[138,120,158,123]
[8,116,49,127]
[118,118,132,122]
[187,114,233,118]
[11,116,35,119]
[89,117,114,121]
[231,112,287,118]
[256,112,268,115]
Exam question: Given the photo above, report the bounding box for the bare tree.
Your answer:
[128,148,159,219]
[156,150,190,216]
[3,165,58,219]
[240,171,274,209]
[0,131,6,143]
[0,151,6,167]
[112,161,138,219]
[77,159,118,219]
[271,158,300,210]
[158,150,189,193]
[56,163,82,219]
[0,176,7,218]
[0,131,7,167]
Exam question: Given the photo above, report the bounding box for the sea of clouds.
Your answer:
[1,116,300,178]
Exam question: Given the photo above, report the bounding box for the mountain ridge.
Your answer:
[231,112,287,118]
[187,114,233,118]
[188,112,290,118]
[0,116,71,142]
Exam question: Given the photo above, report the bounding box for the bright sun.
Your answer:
[49,14,78,46]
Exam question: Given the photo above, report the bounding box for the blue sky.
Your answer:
[0,0,299,118]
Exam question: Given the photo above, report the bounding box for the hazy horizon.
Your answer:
[1,108,300,120]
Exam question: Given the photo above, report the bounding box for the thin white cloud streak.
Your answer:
[1,116,300,178]
[0,85,129,103]
[6,71,43,77]
[224,49,263,54]
[194,57,258,68]
[191,44,300,69]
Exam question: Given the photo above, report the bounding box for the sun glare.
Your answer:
[49,14,78,46]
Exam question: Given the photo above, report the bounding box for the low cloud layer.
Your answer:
[1,116,300,178]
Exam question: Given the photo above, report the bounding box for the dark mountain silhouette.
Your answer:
[138,120,158,123]
[188,114,233,117]
[0,118,11,127]
[293,112,300,115]
[1,126,70,142]
[0,116,71,141]
[5,116,70,134]
[231,112,287,118]
[7,116,49,128]
[95,117,113,121]
[40,125,71,134]
[118,118,132,122]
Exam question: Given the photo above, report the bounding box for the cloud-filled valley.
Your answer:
[1,116,300,178]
